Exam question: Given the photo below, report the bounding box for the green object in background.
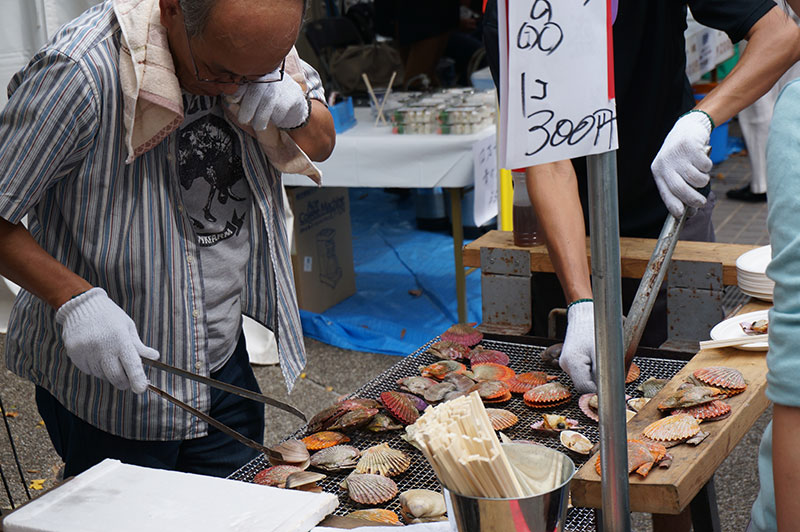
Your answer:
[701,42,740,82]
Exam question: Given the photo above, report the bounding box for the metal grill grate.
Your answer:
[230,337,688,531]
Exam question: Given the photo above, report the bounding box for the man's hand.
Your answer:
[559,300,596,394]
[650,110,713,218]
[56,288,159,394]
[234,76,310,131]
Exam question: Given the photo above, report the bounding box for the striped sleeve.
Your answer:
[300,58,327,106]
[0,51,99,224]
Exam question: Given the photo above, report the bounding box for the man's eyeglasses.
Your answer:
[182,18,285,85]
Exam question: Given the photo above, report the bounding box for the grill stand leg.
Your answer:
[689,476,722,532]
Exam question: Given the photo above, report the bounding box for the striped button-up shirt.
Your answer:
[0,2,321,440]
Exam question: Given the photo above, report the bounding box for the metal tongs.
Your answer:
[142,358,307,461]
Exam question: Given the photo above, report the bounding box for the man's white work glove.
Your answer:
[650,110,713,218]
[559,300,597,394]
[56,287,159,394]
[234,76,311,131]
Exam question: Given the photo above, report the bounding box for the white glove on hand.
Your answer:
[559,300,597,394]
[234,76,310,131]
[56,287,159,394]
[650,110,713,218]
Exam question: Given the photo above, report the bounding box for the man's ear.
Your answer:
[159,0,181,28]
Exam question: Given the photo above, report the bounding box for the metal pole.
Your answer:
[586,151,630,531]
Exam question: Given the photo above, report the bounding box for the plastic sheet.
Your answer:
[299,189,483,356]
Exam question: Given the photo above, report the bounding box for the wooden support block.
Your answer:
[570,302,771,514]
[462,231,756,286]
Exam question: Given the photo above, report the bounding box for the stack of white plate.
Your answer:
[736,245,774,301]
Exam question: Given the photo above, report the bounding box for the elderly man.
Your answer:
[0,0,334,478]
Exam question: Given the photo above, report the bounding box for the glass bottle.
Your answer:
[512,170,544,246]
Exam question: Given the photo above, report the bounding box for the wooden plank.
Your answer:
[570,302,771,514]
[462,230,757,286]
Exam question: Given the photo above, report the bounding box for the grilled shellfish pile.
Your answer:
[264,323,728,517]
[635,366,746,451]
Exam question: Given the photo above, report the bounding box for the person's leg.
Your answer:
[175,332,264,477]
[35,387,181,478]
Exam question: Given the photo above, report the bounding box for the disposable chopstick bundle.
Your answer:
[407,391,526,498]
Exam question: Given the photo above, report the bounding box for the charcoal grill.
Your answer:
[229,335,688,531]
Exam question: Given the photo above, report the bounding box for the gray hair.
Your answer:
[179,0,309,38]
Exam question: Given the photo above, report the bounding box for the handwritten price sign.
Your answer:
[499,0,618,168]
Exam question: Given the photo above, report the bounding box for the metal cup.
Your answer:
[443,445,575,532]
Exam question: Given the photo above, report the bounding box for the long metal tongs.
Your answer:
[142,358,307,461]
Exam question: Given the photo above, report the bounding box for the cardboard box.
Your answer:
[288,187,356,313]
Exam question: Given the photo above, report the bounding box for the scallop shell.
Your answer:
[355,443,411,477]
[595,439,667,478]
[338,398,382,411]
[365,413,404,433]
[307,404,346,433]
[380,391,420,425]
[400,392,429,412]
[560,430,593,454]
[301,431,350,450]
[345,473,398,505]
[469,380,511,400]
[442,372,476,392]
[578,393,599,422]
[531,414,579,432]
[440,323,483,347]
[523,382,572,407]
[467,346,510,366]
[253,465,302,487]
[268,439,310,468]
[397,376,438,396]
[693,366,746,391]
[627,397,649,412]
[285,470,326,490]
[399,489,447,521]
[672,399,732,421]
[508,372,553,394]
[540,343,562,369]
[470,363,516,382]
[309,445,361,472]
[348,509,402,526]
[637,377,668,398]
[419,360,467,380]
[422,382,456,403]
[626,362,641,384]
[642,414,701,442]
[427,340,471,360]
[327,408,379,431]
[485,408,519,430]
[657,384,724,410]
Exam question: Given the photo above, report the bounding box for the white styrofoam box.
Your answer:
[2,459,338,532]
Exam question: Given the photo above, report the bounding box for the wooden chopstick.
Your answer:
[373,71,396,127]
[699,333,768,350]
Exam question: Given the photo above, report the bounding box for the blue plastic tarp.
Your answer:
[299,189,483,356]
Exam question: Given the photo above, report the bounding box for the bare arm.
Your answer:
[773,403,800,529]
[525,161,592,303]
[0,217,91,309]
[696,6,800,125]
[287,99,336,162]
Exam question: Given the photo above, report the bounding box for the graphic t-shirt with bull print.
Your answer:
[177,94,252,371]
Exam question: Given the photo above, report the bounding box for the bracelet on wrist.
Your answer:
[567,298,593,310]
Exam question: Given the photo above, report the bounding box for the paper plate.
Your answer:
[736,245,771,275]
[709,309,769,351]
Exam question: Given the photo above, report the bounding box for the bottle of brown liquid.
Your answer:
[512,170,544,247]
